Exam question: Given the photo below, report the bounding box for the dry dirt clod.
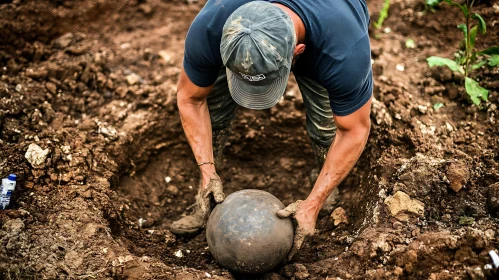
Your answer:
[166,185,179,196]
[372,97,393,126]
[45,82,57,94]
[384,191,424,217]
[2,218,25,235]
[446,162,470,192]
[66,45,89,55]
[25,143,50,168]
[293,263,310,280]
[53,33,74,48]
[126,73,142,86]
[331,207,349,226]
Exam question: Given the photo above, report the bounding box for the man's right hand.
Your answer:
[197,172,225,218]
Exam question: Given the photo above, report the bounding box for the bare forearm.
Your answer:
[177,95,216,179]
[305,127,369,211]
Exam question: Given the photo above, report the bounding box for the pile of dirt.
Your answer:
[0,0,498,279]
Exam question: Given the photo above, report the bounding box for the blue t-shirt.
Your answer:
[183,0,373,116]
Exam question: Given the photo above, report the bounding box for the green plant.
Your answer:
[374,0,390,29]
[425,0,443,12]
[426,0,499,105]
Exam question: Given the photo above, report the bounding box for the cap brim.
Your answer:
[227,68,289,110]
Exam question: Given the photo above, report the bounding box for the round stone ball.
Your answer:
[206,189,294,274]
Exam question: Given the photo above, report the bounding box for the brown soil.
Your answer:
[1,0,498,279]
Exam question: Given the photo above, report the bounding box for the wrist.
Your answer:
[301,198,322,218]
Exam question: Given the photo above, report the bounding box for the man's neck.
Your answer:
[273,3,306,44]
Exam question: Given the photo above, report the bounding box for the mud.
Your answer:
[0,0,498,279]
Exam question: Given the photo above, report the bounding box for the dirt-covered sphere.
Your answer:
[206,189,294,274]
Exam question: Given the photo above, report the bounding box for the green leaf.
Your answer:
[472,13,486,34]
[374,0,390,29]
[443,0,469,17]
[458,4,469,18]
[470,25,478,51]
[426,0,442,8]
[488,55,499,67]
[471,60,486,70]
[465,77,488,105]
[427,56,463,73]
[405,38,416,49]
[457,23,467,38]
[477,46,499,55]
[433,103,444,110]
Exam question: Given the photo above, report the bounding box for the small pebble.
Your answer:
[174,250,183,258]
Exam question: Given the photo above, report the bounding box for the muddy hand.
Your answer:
[197,173,225,217]
[277,200,316,261]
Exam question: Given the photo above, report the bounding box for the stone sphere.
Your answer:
[206,189,294,274]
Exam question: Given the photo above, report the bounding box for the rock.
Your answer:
[371,98,393,126]
[331,207,348,226]
[64,250,83,269]
[96,121,118,140]
[139,3,153,15]
[395,153,446,197]
[25,143,50,168]
[466,265,485,279]
[158,50,172,64]
[394,267,403,276]
[26,67,48,79]
[370,234,392,257]
[446,162,470,192]
[2,218,25,235]
[384,191,424,216]
[293,263,309,280]
[126,73,142,86]
[45,82,57,94]
[417,105,427,114]
[66,45,89,55]
[166,185,179,196]
[486,182,499,218]
[54,33,74,48]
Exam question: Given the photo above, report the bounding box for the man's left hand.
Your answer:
[277,200,318,260]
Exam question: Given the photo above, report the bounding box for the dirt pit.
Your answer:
[113,104,357,275]
[1,0,499,279]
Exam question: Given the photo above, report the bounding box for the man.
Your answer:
[171,0,372,260]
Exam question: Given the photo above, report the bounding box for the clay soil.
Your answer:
[1,0,498,279]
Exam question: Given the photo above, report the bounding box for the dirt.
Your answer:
[0,0,498,279]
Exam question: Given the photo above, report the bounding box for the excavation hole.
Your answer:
[113,105,377,274]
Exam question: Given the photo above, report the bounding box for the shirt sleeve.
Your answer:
[323,34,373,116]
[183,18,221,87]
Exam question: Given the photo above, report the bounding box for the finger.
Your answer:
[288,229,307,261]
[212,182,225,203]
[276,200,302,218]
[276,208,293,218]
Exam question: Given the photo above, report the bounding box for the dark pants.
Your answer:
[207,68,337,147]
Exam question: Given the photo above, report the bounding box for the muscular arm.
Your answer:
[299,98,372,220]
[176,69,216,186]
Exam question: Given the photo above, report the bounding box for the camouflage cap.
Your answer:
[220,1,296,110]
